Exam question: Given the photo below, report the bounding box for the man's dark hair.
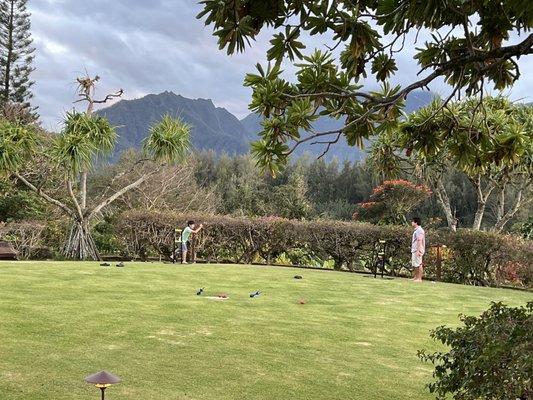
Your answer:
[412,217,422,226]
[187,220,195,226]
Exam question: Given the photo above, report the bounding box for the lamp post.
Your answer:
[85,371,121,400]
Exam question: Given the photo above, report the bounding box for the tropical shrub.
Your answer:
[418,302,533,400]
[354,180,431,224]
[436,230,533,287]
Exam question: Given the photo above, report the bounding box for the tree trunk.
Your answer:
[434,179,457,231]
[494,182,506,225]
[472,201,486,231]
[493,189,529,233]
[63,219,100,261]
[470,175,495,231]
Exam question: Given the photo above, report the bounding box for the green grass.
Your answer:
[0,262,531,400]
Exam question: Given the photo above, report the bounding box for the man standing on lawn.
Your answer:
[181,220,203,264]
[411,217,425,282]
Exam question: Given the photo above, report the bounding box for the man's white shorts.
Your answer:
[412,253,423,268]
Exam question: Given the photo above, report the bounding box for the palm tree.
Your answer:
[0,75,190,259]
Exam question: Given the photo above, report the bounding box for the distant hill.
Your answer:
[97,90,434,162]
[97,91,254,161]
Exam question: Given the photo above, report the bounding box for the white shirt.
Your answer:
[412,226,425,254]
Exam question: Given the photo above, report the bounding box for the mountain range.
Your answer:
[97,90,435,162]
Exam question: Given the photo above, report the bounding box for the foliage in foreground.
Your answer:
[199,0,533,174]
[419,302,532,400]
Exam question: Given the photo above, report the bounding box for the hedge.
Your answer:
[2,211,530,288]
[115,211,533,288]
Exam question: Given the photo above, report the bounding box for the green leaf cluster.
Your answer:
[400,97,533,176]
[53,111,117,176]
[419,301,533,399]
[143,114,191,164]
[0,118,37,173]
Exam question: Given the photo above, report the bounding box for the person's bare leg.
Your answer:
[414,265,423,282]
[411,268,417,280]
[182,250,188,264]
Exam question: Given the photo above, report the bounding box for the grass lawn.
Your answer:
[0,261,531,400]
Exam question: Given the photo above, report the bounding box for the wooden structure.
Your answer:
[0,241,17,260]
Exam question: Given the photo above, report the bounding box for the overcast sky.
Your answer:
[30,0,533,130]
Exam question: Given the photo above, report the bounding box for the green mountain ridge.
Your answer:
[97,90,434,162]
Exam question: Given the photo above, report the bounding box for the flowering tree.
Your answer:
[354,180,431,224]
[370,97,533,231]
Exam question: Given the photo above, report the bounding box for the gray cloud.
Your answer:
[29,0,532,129]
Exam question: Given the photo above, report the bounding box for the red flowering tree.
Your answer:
[353,180,431,225]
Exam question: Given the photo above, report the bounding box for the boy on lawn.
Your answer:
[181,220,203,264]
[411,217,425,282]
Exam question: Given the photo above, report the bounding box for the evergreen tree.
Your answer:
[0,0,35,115]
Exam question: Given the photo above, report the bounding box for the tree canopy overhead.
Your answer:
[198,0,533,173]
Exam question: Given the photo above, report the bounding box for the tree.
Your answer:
[272,167,311,219]
[0,76,190,260]
[89,150,218,214]
[353,179,431,224]
[0,0,35,115]
[370,97,533,231]
[198,0,533,173]
[0,179,47,221]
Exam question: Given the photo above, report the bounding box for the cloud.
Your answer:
[29,1,532,129]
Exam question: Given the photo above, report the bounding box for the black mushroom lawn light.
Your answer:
[85,371,121,400]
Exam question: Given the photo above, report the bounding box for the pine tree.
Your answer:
[0,0,36,116]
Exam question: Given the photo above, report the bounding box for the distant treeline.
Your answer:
[0,150,530,232]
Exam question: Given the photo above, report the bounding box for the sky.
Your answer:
[30,0,533,130]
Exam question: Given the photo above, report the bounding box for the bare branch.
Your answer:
[75,75,123,115]
[88,168,161,219]
[67,180,83,220]
[14,173,76,219]
[315,132,342,159]
[414,68,465,127]
[286,104,378,156]
[96,158,152,203]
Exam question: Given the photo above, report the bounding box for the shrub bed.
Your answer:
[419,302,533,399]
[2,211,529,287]
[116,211,533,288]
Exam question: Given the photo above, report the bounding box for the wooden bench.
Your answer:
[0,241,17,260]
